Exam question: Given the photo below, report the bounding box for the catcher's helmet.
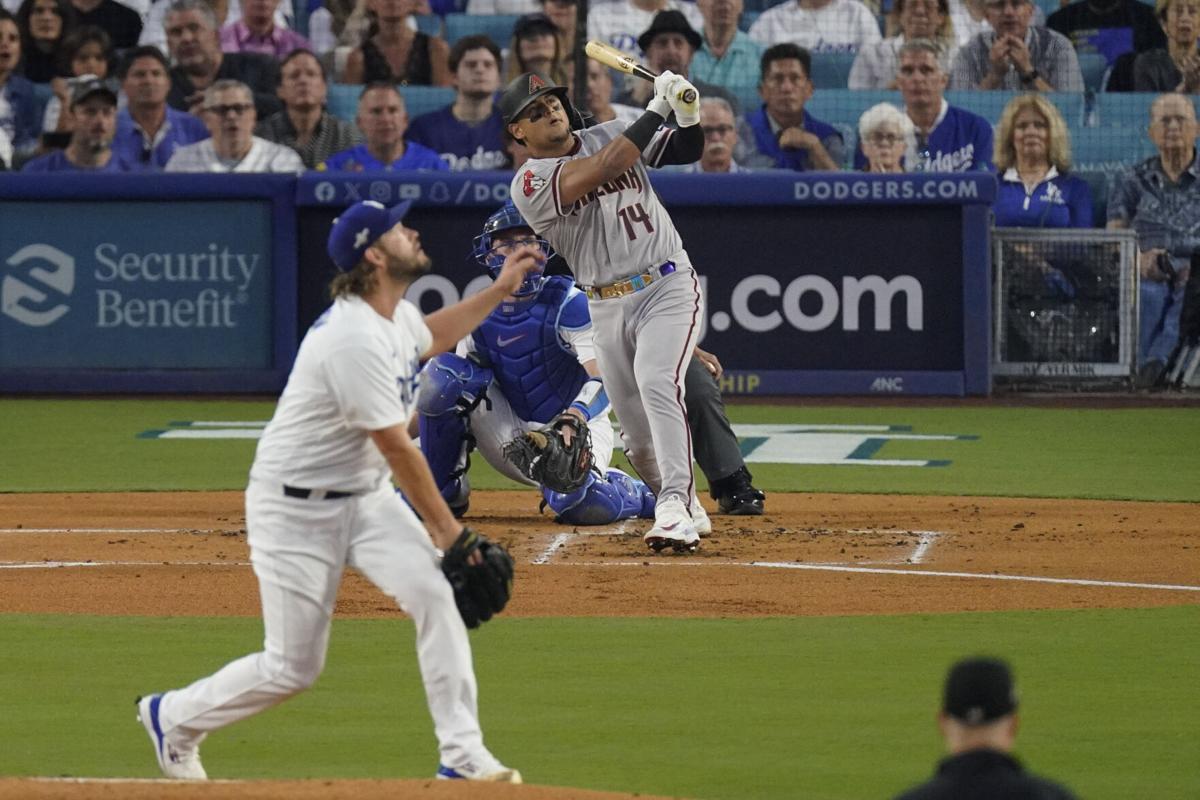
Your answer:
[472,203,551,297]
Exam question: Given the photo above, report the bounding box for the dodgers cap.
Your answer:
[326,199,413,271]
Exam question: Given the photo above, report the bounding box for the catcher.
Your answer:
[417,203,658,526]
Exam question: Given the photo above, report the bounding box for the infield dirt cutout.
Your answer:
[1,490,1197,799]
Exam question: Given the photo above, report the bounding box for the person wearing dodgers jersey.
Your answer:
[133,199,540,784]
[503,68,709,552]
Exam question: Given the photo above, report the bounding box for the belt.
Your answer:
[283,485,355,500]
[583,261,676,300]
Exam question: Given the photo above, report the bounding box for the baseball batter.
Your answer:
[134,200,539,783]
[502,69,707,551]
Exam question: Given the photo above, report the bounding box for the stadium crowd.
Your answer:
[0,0,1195,376]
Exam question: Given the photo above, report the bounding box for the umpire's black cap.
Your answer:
[498,71,571,124]
[942,657,1019,726]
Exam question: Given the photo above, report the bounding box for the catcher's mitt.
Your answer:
[502,414,593,494]
[441,527,514,629]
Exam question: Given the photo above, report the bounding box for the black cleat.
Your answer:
[712,466,766,516]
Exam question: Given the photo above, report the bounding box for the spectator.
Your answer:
[747,0,882,55]
[893,657,1079,800]
[220,0,309,58]
[306,0,361,55]
[690,0,764,103]
[113,45,210,169]
[506,12,568,88]
[1133,0,1200,92]
[166,77,303,170]
[23,76,130,169]
[949,0,1083,90]
[0,9,40,159]
[405,35,507,170]
[993,93,1091,227]
[1108,93,1200,382]
[339,0,451,86]
[1047,0,1165,66]
[850,0,956,89]
[15,0,74,83]
[890,39,992,170]
[319,81,445,169]
[619,10,740,112]
[69,0,139,48]
[744,43,843,171]
[141,0,292,54]
[539,0,578,64]
[256,48,358,167]
[42,25,111,136]
[584,59,641,125]
[858,101,914,172]
[587,0,703,59]
[679,96,745,172]
[164,0,282,119]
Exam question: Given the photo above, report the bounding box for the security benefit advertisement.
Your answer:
[0,201,273,369]
[671,205,966,372]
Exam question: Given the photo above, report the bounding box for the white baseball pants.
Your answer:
[152,480,488,770]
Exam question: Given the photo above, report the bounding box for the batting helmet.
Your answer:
[472,203,551,297]
[499,72,587,134]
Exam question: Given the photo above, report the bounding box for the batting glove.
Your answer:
[647,70,677,119]
[668,77,700,127]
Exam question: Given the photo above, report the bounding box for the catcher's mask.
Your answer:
[472,204,551,297]
[499,71,587,143]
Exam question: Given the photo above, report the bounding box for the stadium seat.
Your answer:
[739,10,760,32]
[1072,170,1113,228]
[945,89,1086,126]
[443,12,519,46]
[326,84,456,122]
[1077,52,1108,93]
[809,52,856,89]
[31,81,54,123]
[413,14,443,36]
[805,88,902,130]
[1093,92,1158,127]
[1070,126,1153,173]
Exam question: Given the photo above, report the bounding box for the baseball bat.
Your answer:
[584,39,697,104]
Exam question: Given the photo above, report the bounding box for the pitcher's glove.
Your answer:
[441,527,514,629]
[502,414,594,494]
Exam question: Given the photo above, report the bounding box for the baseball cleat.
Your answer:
[690,496,712,536]
[713,467,766,516]
[136,694,207,780]
[436,754,522,783]
[644,497,701,552]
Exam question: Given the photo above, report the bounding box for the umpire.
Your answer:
[893,657,1079,800]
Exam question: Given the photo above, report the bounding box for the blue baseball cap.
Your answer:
[327,199,413,271]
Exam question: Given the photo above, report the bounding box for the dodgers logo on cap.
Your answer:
[326,199,413,271]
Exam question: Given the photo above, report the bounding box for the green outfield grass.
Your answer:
[1,399,1198,501]
[1,608,1197,799]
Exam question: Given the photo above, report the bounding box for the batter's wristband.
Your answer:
[622,111,664,152]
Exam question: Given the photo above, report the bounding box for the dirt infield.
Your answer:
[1,490,1197,798]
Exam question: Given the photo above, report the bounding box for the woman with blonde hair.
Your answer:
[993,93,1091,228]
[1134,0,1200,92]
[857,102,916,172]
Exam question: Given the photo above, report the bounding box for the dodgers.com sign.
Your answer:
[0,201,273,369]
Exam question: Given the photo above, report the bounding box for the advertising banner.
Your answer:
[0,200,273,370]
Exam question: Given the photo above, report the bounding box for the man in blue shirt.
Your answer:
[896,39,993,171]
[744,42,844,171]
[405,35,508,171]
[113,46,210,171]
[23,77,132,172]
[320,82,447,172]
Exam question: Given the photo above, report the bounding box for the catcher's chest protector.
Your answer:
[473,277,587,424]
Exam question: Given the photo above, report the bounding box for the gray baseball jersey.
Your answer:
[510,120,684,287]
